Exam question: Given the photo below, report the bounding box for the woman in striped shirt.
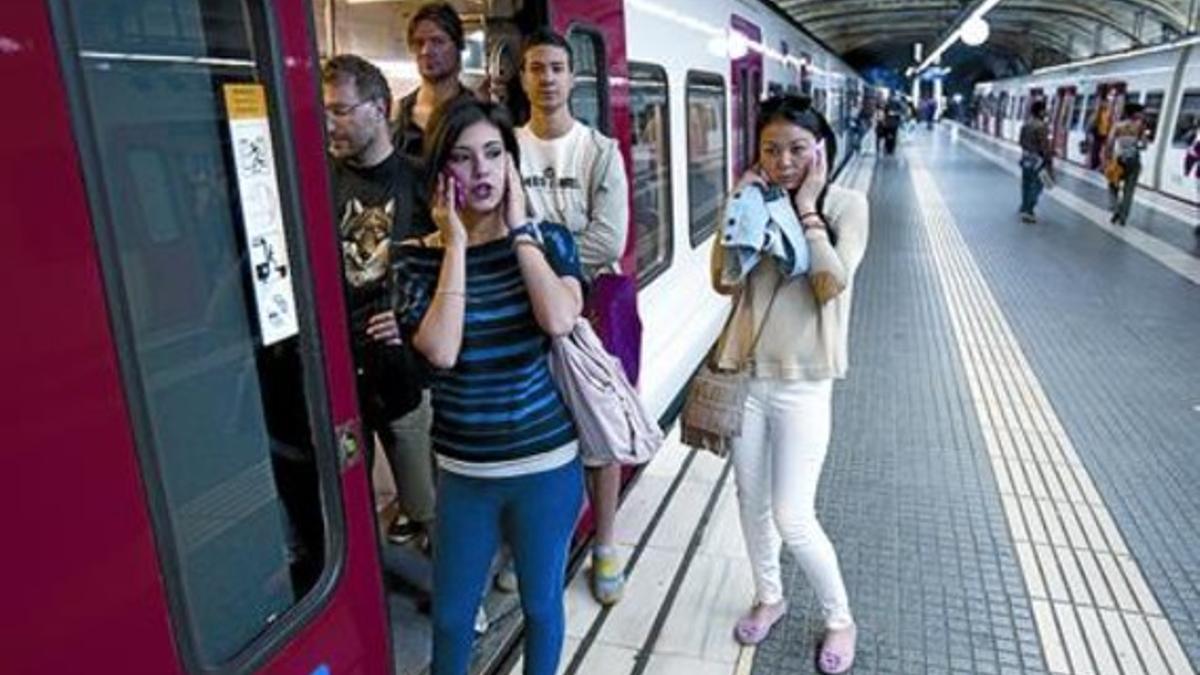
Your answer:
[396,97,584,675]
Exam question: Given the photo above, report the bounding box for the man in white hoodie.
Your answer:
[516,27,630,606]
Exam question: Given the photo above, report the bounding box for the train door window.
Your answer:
[1171,90,1200,146]
[1071,94,1088,130]
[1143,91,1165,140]
[686,71,728,246]
[53,0,341,667]
[629,63,673,286]
[1084,94,1100,129]
[567,27,609,133]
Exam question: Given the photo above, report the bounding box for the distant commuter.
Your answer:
[711,94,869,674]
[1106,102,1147,226]
[1018,99,1054,224]
[394,2,475,159]
[515,27,631,606]
[1185,124,1200,238]
[396,98,584,675]
[1087,97,1113,170]
[322,54,437,547]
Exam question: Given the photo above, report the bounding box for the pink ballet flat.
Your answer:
[816,623,857,674]
[733,601,788,645]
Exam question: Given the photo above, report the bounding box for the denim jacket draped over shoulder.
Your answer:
[718,183,810,288]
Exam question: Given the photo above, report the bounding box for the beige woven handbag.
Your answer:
[680,280,783,456]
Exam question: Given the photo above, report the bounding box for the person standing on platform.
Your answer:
[394,2,475,160]
[1185,123,1200,238]
[1018,99,1054,224]
[1106,102,1147,226]
[514,27,631,606]
[323,55,437,546]
[396,97,585,675]
[712,94,869,675]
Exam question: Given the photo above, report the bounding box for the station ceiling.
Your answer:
[775,0,1199,89]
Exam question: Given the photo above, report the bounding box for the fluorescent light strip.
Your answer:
[1031,35,1200,76]
[79,50,255,68]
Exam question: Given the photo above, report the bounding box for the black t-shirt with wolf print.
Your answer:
[330,151,434,425]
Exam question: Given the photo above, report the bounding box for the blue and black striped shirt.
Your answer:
[397,223,583,474]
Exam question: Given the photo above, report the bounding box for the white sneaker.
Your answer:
[474,606,489,634]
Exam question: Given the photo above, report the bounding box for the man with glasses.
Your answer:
[323,54,436,549]
[393,2,475,159]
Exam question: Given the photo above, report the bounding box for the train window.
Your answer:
[54,0,341,668]
[1171,91,1200,147]
[686,71,728,247]
[1143,91,1164,140]
[629,63,673,287]
[567,27,609,133]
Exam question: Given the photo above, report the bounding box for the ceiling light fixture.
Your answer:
[915,0,1002,74]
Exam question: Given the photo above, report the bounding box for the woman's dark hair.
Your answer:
[756,94,839,241]
[423,97,521,196]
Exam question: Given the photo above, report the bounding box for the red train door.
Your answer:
[550,0,636,275]
[3,1,389,672]
[1052,86,1076,157]
[730,16,764,177]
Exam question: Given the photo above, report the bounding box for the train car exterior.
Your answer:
[3,0,865,672]
[974,37,1200,207]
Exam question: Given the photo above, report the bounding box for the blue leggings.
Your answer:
[432,458,583,675]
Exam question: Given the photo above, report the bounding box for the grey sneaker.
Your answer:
[590,545,625,606]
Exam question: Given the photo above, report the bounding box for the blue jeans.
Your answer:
[1020,166,1043,215]
[432,458,583,675]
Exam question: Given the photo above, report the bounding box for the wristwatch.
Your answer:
[509,221,544,248]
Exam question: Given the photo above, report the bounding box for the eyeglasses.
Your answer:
[324,100,371,118]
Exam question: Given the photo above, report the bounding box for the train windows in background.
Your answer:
[1143,91,1164,140]
[1171,91,1200,147]
[56,0,338,666]
[567,27,609,133]
[686,71,728,246]
[629,63,673,286]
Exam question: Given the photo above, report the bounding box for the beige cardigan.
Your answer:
[710,183,870,381]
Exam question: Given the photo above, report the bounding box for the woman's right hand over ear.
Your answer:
[432,172,468,249]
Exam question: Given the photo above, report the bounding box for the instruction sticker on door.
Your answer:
[224,83,299,346]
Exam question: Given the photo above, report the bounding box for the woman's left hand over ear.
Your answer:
[794,143,828,214]
[505,156,528,231]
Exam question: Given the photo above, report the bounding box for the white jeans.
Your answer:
[731,377,853,629]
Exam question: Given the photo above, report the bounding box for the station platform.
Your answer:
[538,126,1200,675]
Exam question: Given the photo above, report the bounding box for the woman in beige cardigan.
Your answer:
[711,95,869,674]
